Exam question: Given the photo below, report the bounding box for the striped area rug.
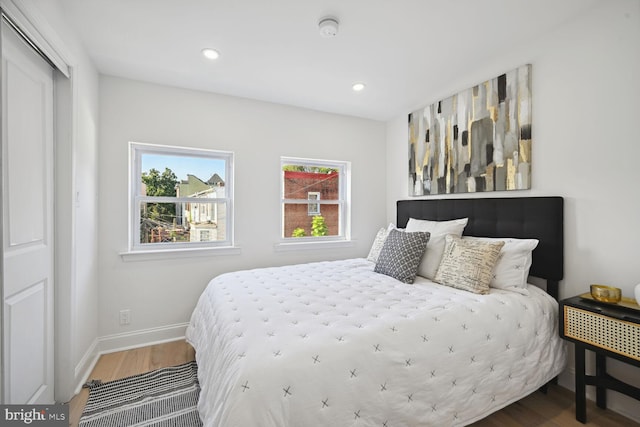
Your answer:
[79,361,202,427]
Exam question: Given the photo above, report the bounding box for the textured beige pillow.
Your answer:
[434,235,505,294]
[462,236,539,294]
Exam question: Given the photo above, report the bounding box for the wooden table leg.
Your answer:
[575,344,587,423]
[595,353,607,409]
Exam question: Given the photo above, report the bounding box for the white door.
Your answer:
[1,21,55,404]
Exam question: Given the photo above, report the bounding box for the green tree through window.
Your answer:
[141,167,178,222]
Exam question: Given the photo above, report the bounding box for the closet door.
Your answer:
[1,20,54,404]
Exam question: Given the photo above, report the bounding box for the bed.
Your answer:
[187,196,566,426]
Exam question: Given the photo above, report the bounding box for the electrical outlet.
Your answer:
[119,309,131,325]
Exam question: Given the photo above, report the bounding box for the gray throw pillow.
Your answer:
[374,229,430,284]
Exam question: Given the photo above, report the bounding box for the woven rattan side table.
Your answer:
[559,294,640,423]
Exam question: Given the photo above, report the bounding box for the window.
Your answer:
[129,142,233,252]
[307,192,321,215]
[199,229,211,242]
[281,157,350,241]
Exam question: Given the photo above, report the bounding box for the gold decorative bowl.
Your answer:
[590,284,622,303]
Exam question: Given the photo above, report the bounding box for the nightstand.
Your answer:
[559,294,640,423]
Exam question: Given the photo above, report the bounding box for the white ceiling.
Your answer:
[59,0,602,121]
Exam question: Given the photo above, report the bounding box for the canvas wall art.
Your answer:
[408,64,532,196]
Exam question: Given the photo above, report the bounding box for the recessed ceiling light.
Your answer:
[201,48,220,60]
[352,82,366,92]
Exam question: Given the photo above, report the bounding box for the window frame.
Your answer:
[280,156,351,244]
[307,191,321,216]
[128,142,234,253]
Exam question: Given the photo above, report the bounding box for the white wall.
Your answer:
[97,76,387,346]
[386,0,640,421]
[17,0,100,401]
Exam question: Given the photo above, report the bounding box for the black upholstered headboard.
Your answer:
[397,197,564,298]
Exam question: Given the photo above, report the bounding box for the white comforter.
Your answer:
[187,258,566,426]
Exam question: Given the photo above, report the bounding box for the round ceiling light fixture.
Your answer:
[201,48,220,60]
[352,82,366,92]
[318,17,339,37]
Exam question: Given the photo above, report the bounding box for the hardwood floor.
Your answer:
[69,340,638,427]
[68,340,195,427]
[469,384,640,427]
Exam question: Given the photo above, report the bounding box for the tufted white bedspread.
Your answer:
[186,258,566,427]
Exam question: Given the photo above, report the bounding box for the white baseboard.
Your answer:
[74,337,99,379]
[70,323,189,397]
[97,322,189,355]
[73,339,100,396]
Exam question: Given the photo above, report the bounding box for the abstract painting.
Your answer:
[408,64,532,196]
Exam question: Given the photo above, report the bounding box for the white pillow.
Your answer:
[405,217,468,279]
[366,223,399,262]
[366,228,389,263]
[463,236,539,294]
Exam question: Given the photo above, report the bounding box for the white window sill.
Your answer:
[120,246,241,262]
[274,239,356,252]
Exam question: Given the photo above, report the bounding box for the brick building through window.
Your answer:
[283,170,339,237]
